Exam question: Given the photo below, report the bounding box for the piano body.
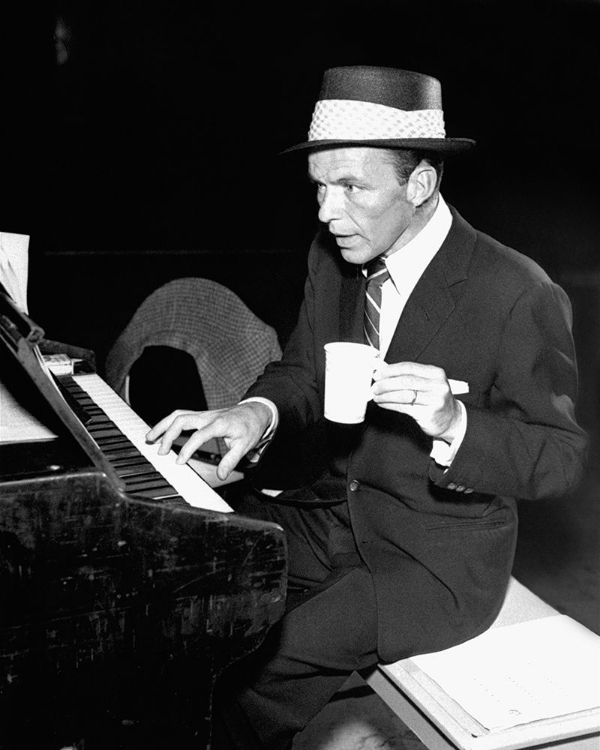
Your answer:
[0,291,287,748]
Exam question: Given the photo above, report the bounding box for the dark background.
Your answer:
[2,0,599,256]
[1,0,599,626]
[1,0,598,350]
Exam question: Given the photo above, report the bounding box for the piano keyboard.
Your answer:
[60,373,233,513]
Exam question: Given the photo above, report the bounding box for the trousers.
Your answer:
[211,488,380,749]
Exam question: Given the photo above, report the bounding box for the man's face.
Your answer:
[308,147,417,265]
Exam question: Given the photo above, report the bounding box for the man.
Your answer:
[147,66,587,748]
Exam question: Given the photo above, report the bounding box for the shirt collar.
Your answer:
[364,195,453,297]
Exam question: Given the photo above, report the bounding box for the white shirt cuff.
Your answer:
[238,397,279,463]
[430,400,467,468]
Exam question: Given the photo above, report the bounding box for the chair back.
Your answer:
[105,277,281,411]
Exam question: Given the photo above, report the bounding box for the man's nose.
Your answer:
[317,187,342,224]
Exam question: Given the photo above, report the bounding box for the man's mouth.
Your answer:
[333,234,358,248]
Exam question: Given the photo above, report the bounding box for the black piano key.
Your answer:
[82,407,109,420]
[110,456,152,469]
[90,432,130,444]
[102,446,145,460]
[88,427,129,443]
[125,479,177,496]
[87,426,124,439]
[115,466,160,480]
[122,465,173,483]
[111,456,156,468]
[125,476,175,491]
[88,417,116,428]
[93,438,133,451]
[85,406,106,415]
[136,487,184,501]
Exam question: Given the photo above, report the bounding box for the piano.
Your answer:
[0,289,287,749]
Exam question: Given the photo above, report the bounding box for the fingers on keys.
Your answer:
[145,410,202,455]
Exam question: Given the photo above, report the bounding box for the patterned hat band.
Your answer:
[307,99,447,142]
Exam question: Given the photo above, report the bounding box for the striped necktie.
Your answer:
[363,256,390,351]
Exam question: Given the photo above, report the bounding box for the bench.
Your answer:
[364,578,600,750]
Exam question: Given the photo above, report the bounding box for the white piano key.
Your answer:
[73,373,233,513]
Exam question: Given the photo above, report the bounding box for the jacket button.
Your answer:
[349,480,360,491]
[447,482,457,490]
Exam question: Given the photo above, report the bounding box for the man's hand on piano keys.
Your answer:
[145,402,273,481]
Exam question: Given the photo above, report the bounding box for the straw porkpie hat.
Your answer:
[282,65,475,155]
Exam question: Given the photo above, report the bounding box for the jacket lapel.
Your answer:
[385,208,477,363]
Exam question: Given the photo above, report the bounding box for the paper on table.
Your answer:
[411,615,600,731]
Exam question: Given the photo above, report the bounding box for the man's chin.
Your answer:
[339,246,369,264]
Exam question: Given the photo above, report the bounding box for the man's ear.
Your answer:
[406,162,437,207]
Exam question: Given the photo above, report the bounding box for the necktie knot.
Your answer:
[365,257,390,286]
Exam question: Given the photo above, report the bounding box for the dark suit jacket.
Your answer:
[245,206,587,663]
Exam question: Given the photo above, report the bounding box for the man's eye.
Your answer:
[344,184,358,193]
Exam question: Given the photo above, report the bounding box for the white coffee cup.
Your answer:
[324,342,380,424]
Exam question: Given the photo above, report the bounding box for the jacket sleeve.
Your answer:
[432,279,588,500]
[244,242,324,432]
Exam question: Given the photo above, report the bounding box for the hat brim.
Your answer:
[281,137,476,155]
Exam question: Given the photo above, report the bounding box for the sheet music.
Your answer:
[0,346,75,443]
[0,373,58,443]
[0,232,30,313]
[411,614,600,731]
